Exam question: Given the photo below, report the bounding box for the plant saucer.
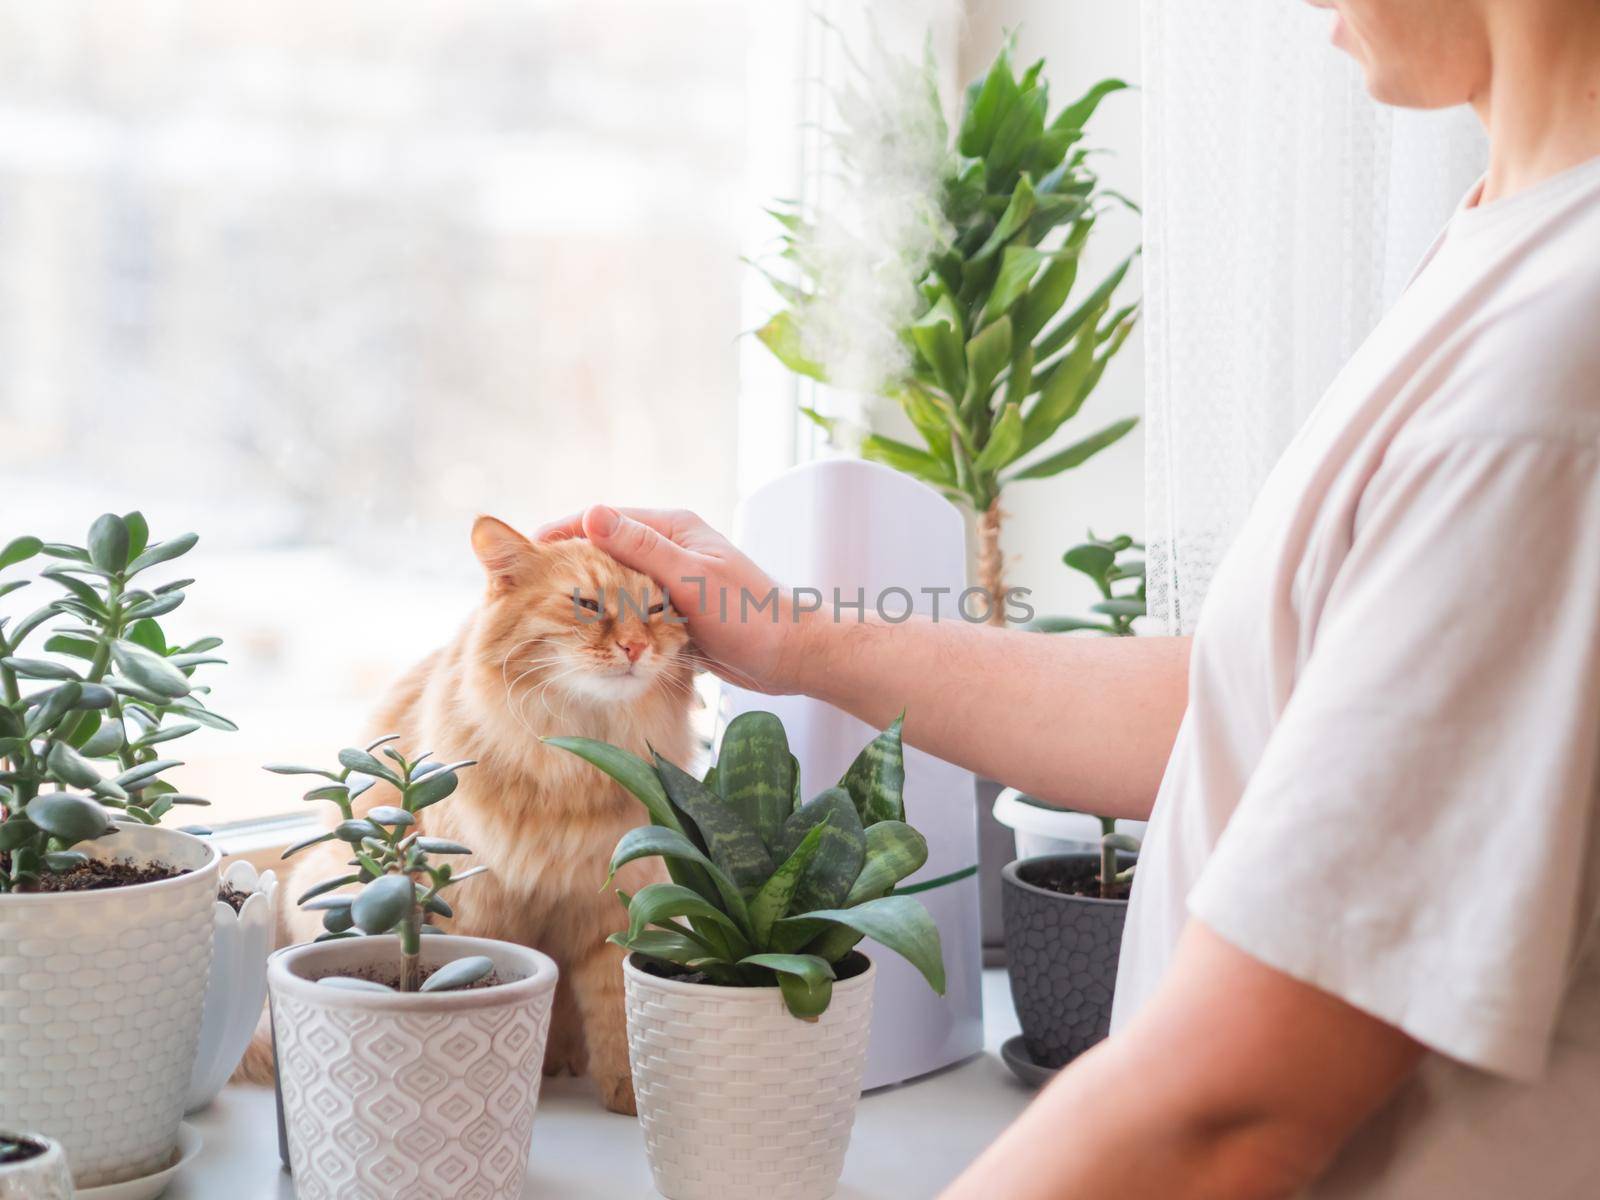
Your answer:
[999,1035,1061,1089]
[77,1124,202,1200]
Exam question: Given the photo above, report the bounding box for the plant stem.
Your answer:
[976,496,1007,626]
[1099,816,1117,900]
[399,902,421,993]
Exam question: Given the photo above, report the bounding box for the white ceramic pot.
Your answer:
[185,860,278,1113]
[0,824,218,1188]
[269,933,557,1200]
[0,1132,73,1199]
[625,953,877,1200]
[993,788,1147,860]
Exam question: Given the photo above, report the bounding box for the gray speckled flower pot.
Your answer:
[1001,853,1134,1069]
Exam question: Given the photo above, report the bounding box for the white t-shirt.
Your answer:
[1113,153,1600,1196]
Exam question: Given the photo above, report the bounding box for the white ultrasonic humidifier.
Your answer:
[722,457,984,1088]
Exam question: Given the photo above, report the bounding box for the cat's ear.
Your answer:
[472,516,540,593]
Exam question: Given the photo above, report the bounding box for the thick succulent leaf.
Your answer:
[776,788,865,913]
[844,821,929,906]
[419,955,494,993]
[351,873,414,935]
[838,714,906,825]
[0,536,42,571]
[24,793,111,846]
[740,953,836,1020]
[626,882,749,954]
[713,712,795,852]
[783,895,945,994]
[46,739,102,789]
[607,823,752,937]
[655,752,774,895]
[87,513,130,572]
[317,977,392,993]
[109,640,190,699]
[748,821,827,945]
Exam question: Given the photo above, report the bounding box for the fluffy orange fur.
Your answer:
[256,516,694,1114]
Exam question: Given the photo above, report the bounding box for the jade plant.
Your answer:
[1029,531,1144,896]
[270,738,493,993]
[756,39,1140,621]
[0,516,228,892]
[548,712,946,1018]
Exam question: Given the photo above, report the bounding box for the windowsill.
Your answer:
[169,971,1032,1198]
[208,814,323,875]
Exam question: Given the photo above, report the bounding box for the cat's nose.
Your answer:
[617,638,647,664]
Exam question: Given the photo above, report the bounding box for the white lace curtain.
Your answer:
[1140,0,1487,634]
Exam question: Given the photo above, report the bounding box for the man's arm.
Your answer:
[942,921,1425,1200]
[538,505,1189,818]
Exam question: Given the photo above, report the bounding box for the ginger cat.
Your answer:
[271,516,694,1114]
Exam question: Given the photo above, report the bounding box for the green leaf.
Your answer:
[1034,252,1136,362]
[860,435,955,486]
[126,618,167,655]
[749,820,828,944]
[42,635,98,661]
[0,818,39,852]
[969,175,1036,264]
[168,703,236,731]
[754,311,828,383]
[317,976,392,993]
[626,882,748,949]
[612,928,711,967]
[124,594,183,622]
[740,953,836,1019]
[984,247,1046,321]
[787,895,945,994]
[420,955,495,993]
[777,788,866,913]
[282,830,337,858]
[1020,306,1104,454]
[86,514,130,573]
[1014,230,1086,344]
[909,293,966,399]
[122,512,149,560]
[337,748,401,786]
[606,823,752,934]
[2,657,80,682]
[1064,542,1117,580]
[79,718,125,757]
[351,873,415,935]
[126,532,199,576]
[962,316,1013,411]
[1092,598,1147,618]
[844,820,930,906]
[110,641,190,699]
[542,737,687,837]
[1052,78,1129,132]
[972,402,1024,473]
[264,763,341,780]
[959,41,1020,157]
[1009,416,1138,481]
[0,536,42,571]
[656,752,774,895]
[839,714,906,825]
[113,759,180,789]
[714,712,796,852]
[298,874,361,905]
[415,837,472,855]
[25,793,112,846]
[46,740,103,789]
[366,805,413,827]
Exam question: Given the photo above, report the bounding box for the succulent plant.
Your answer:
[1029,532,1146,638]
[271,739,492,993]
[548,712,946,1019]
[756,39,1140,621]
[0,515,227,892]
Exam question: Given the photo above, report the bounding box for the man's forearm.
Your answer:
[783,615,1190,820]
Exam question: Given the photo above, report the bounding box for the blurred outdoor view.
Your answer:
[0,1,755,823]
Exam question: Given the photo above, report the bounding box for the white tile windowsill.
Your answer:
[170,971,1034,1199]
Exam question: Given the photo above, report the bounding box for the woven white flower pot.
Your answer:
[624,953,877,1200]
[269,933,557,1200]
[0,824,218,1187]
[186,859,278,1112]
[0,1132,73,1200]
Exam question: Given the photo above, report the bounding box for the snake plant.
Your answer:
[547,712,945,1018]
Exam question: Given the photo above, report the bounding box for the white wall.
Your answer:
[959,0,1144,624]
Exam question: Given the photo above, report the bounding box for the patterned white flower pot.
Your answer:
[268,933,557,1200]
[0,1132,73,1200]
[186,859,278,1112]
[624,953,877,1200]
[0,824,219,1188]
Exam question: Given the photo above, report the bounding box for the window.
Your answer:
[0,1,779,826]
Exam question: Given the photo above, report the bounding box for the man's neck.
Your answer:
[1473,4,1600,204]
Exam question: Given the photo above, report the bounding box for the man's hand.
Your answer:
[536,505,805,694]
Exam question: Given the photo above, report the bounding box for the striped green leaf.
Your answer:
[626,883,749,955]
[714,712,795,851]
[656,752,774,896]
[739,953,836,1019]
[844,820,929,906]
[777,788,865,913]
[607,823,753,938]
[749,821,827,944]
[839,714,906,824]
[786,895,946,995]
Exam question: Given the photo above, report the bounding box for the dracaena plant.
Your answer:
[270,739,491,993]
[0,516,228,892]
[756,39,1140,623]
[547,712,946,1019]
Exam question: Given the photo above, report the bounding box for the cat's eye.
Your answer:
[575,597,601,613]
[647,602,667,616]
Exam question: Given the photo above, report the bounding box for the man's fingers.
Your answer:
[582,506,692,590]
[536,506,689,544]
[535,514,585,542]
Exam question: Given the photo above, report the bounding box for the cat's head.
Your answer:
[470,515,692,706]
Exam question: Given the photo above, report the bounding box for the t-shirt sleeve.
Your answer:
[1188,432,1600,1081]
